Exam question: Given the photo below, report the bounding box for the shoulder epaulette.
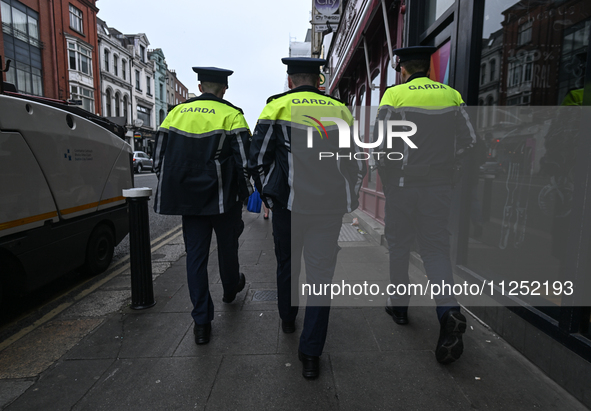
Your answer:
[266,90,290,104]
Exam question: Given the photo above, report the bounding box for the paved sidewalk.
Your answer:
[0,210,589,410]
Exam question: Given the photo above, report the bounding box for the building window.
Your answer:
[71,85,94,112]
[2,0,43,95]
[489,59,496,82]
[104,49,109,72]
[68,42,92,76]
[113,55,118,76]
[135,70,140,90]
[159,83,163,100]
[115,92,120,116]
[123,95,128,121]
[1,0,41,47]
[480,64,486,85]
[105,89,111,117]
[518,20,532,46]
[122,60,126,80]
[69,4,83,34]
[136,105,151,127]
[5,61,42,95]
[159,109,165,124]
[146,76,151,95]
[140,45,145,62]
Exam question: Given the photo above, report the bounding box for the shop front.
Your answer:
[326,0,591,405]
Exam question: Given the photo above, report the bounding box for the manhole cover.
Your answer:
[252,290,278,302]
[338,224,366,242]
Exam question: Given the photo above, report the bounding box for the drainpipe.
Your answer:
[49,0,59,98]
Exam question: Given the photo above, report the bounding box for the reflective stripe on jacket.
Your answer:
[249,85,365,214]
[153,93,252,215]
[376,74,476,187]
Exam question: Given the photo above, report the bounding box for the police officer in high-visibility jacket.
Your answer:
[249,57,365,379]
[153,67,251,345]
[376,46,476,364]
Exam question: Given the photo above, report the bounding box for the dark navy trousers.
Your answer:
[182,202,244,325]
[272,207,342,357]
[383,184,459,321]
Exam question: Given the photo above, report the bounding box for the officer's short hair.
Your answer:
[200,81,226,95]
[289,73,320,87]
[400,59,430,75]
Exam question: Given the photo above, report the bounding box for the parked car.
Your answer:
[133,151,153,173]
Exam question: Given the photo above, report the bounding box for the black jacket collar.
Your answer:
[405,72,428,83]
[178,92,244,114]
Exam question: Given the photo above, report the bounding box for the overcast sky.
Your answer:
[96,0,312,128]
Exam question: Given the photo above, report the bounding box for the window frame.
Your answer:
[135,70,141,91]
[69,4,83,34]
[70,84,94,112]
[104,49,109,72]
[68,41,92,76]
[105,88,111,117]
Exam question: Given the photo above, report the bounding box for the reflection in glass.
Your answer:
[468,0,590,311]
[424,0,454,29]
[367,71,382,192]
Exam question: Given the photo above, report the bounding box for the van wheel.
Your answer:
[83,224,115,275]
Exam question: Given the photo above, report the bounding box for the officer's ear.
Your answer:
[287,76,295,90]
[198,84,203,93]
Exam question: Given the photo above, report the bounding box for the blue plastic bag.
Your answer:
[247,188,262,213]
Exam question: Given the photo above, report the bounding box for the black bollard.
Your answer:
[123,188,156,309]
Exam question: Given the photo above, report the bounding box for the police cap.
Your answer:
[281,57,326,75]
[192,67,233,85]
[393,46,437,72]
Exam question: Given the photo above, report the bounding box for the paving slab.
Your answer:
[206,354,338,411]
[4,359,114,411]
[241,263,277,283]
[72,357,222,411]
[0,380,35,409]
[362,306,439,352]
[174,311,279,357]
[117,313,193,358]
[443,323,590,411]
[323,308,380,353]
[0,319,104,379]
[64,315,124,360]
[331,351,472,411]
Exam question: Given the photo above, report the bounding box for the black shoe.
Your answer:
[223,273,246,303]
[435,309,467,364]
[194,323,211,345]
[281,320,296,334]
[298,350,320,379]
[385,305,409,325]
